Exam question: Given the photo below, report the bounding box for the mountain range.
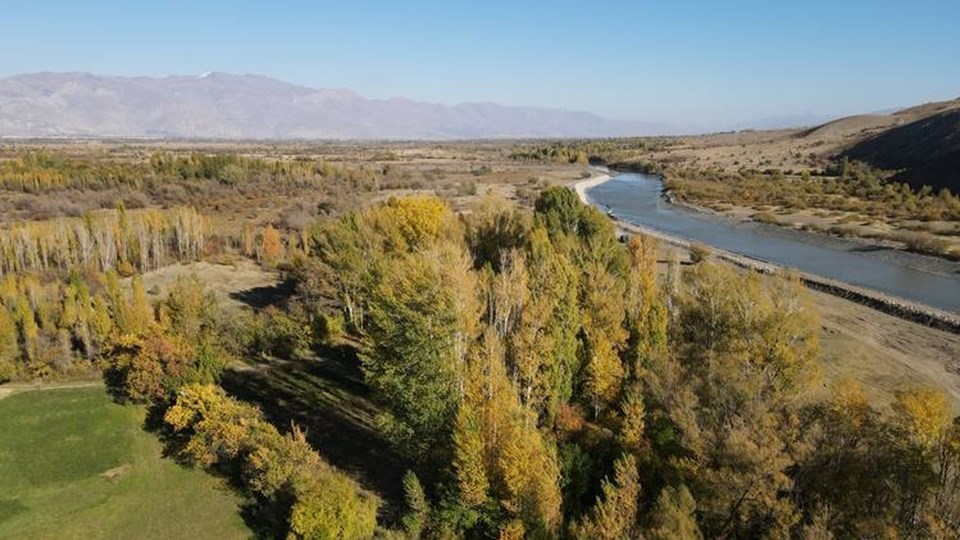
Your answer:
[0,72,671,139]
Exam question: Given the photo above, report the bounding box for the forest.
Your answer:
[3,176,957,538]
[0,144,957,539]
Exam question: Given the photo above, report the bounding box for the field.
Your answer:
[0,385,251,539]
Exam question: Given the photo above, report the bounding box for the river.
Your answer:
[585,171,960,315]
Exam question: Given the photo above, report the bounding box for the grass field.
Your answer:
[0,385,251,539]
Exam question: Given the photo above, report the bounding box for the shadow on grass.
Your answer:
[229,278,296,310]
[220,345,410,521]
[104,385,288,538]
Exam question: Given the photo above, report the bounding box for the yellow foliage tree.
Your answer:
[260,224,283,266]
[894,387,952,450]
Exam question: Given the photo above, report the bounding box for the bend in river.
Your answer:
[586,172,960,315]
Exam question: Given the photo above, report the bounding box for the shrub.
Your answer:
[751,212,781,225]
[828,224,860,237]
[893,231,953,258]
[249,306,312,358]
[689,242,711,263]
[315,312,345,346]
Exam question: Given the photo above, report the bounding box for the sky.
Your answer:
[2,0,959,129]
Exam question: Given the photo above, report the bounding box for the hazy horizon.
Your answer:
[2,0,959,129]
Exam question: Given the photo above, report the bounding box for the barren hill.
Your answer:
[844,100,960,192]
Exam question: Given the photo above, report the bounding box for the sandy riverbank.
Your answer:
[572,171,612,204]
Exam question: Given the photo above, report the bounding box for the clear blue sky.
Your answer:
[3,0,959,128]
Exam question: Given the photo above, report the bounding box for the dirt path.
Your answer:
[0,380,103,400]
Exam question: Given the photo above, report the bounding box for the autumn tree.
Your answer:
[451,331,563,536]
[625,234,667,378]
[574,454,641,539]
[618,385,646,454]
[260,224,283,266]
[0,306,18,381]
[580,260,628,416]
[649,485,702,540]
[644,263,820,537]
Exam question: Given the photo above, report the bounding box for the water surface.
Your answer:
[587,172,960,314]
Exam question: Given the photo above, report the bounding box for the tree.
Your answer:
[0,307,18,381]
[362,244,480,457]
[580,260,628,415]
[453,402,489,507]
[893,387,951,450]
[534,186,584,239]
[102,329,196,403]
[161,275,219,342]
[625,234,667,378]
[649,485,702,540]
[619,386,646,453]
[575,454,641,540]
[260,224,283,266]
[651,263,819,537]
[525,225,582,421]
[458,330,563,534]
[402,471,431,537]
[464,194,530,270]
[128,275,153,335]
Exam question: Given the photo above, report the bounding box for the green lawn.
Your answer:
[0,385,251,539]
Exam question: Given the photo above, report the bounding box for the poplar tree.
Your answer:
[0,307,18,381]
[128,275,154,335]
[580,260,628,415]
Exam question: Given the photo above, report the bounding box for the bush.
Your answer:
[315,312,345,346]
[249,306,313,358]
[689,242,711,263]
[893,231,954,258]
[828,224,860,237]
[751,212,781,225]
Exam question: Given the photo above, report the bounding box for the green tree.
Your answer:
[362,244,480,457]
[402,471,431,538]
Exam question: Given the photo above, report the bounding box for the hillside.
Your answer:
[0,72,668,139]
[844,104,960,192]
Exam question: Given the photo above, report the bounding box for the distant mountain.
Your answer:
[0,72,670,139]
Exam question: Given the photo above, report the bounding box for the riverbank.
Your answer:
[572,170,612,203]
[571,173,960,334]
